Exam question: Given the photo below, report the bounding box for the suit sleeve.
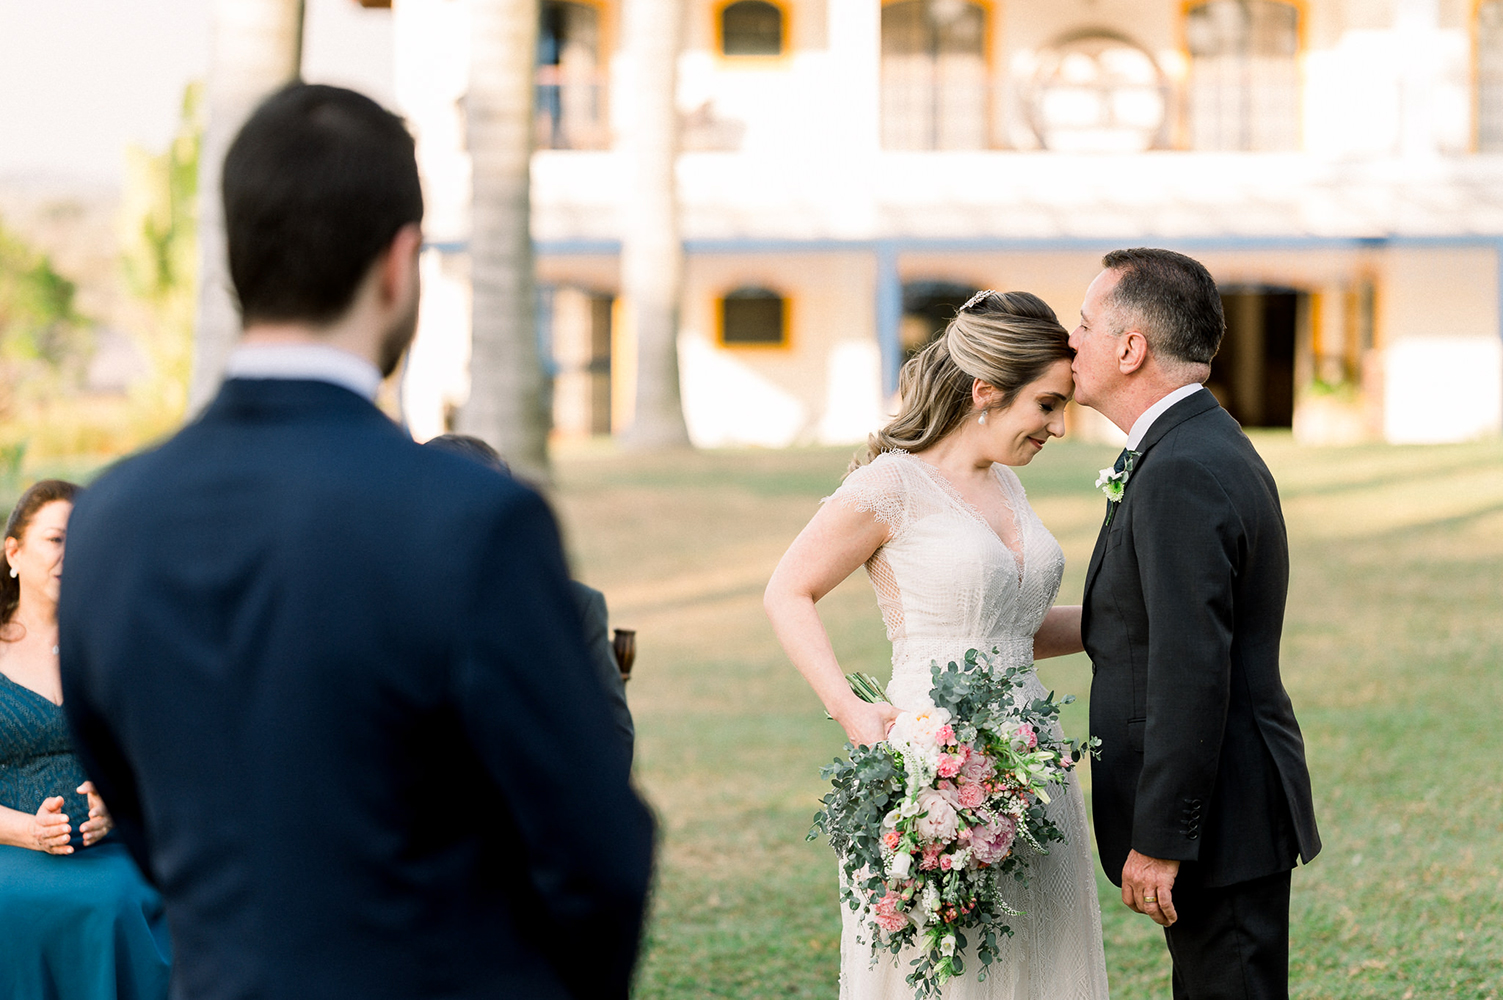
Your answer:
[571,582,636,761]
[1128,456,1239,862]
[454,490,654,1000]
[57,508,154,879]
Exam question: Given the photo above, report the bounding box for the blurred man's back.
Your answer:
[59,84,653,999]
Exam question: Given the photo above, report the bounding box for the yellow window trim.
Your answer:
[716,289,794,351]
[1175,0,1307,152]
[714,0,793,66]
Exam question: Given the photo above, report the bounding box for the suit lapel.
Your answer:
[1081,388,1221,602]
[1082,510,1113,602]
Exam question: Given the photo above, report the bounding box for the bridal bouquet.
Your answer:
[808,650,1098,999]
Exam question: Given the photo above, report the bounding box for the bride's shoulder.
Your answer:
[824,450,921,515]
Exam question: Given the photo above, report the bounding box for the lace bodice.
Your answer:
[825,451,1066,705]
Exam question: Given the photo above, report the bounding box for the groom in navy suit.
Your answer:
[58,84,654,999]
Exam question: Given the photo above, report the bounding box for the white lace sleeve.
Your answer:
[822,454,909,538]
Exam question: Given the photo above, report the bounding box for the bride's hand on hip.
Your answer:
[836,699,901,747]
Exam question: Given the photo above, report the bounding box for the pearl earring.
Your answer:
[978,410,988,426]
[7,567,14,578]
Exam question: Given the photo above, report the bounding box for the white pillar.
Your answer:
[187,0,305,412]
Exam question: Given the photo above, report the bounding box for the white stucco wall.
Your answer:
[678,252,884,448]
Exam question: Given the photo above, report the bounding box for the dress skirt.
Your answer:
[0,841,171,1000]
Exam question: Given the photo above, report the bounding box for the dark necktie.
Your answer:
[1113,448,1130,475]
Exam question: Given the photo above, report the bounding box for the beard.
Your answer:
[377,283,421,378]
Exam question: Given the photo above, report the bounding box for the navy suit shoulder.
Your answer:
[60,379,654,1000]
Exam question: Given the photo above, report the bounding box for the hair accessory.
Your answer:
[961,289,997,311]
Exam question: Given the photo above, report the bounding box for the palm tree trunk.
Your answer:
[187,0,305,413]
[620,0,692,449]
[460,0,550,479]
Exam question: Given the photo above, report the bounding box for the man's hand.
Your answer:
[1121,849,1180,926]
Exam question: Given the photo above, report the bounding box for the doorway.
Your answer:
[900,281,973,363]
[1208,287,1299,428]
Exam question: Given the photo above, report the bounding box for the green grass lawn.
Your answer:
[551,434,1503,1000]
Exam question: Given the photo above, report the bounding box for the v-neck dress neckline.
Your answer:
[894,451,1027,582]
[0,668,63,709]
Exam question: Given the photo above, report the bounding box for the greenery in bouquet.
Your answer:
[808,649,1100,999]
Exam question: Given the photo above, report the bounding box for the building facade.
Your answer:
[392,0,1503,447]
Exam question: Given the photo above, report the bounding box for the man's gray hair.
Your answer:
[1102,248,1225,365]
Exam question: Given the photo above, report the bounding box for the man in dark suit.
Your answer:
[58,84,654,1000]
[423,433,635,758]
[1071,248,1320,999]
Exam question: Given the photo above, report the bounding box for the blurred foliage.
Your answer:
[119,81,201,435]
[0,216,88,420]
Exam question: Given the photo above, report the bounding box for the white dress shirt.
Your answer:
[222,343,383,402]
[1125,383,1204,451]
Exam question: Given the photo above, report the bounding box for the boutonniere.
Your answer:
[1096,450,1140,526]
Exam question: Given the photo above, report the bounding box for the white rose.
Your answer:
[907,707,952,748]
[890,850,913,880]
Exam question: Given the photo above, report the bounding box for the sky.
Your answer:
[0,0,395,190]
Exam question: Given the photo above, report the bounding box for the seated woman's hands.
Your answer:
[77,781,113,847]
[30,796,74,854]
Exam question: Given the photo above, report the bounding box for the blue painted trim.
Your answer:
[875,242,903,397]
[535,284,558,378]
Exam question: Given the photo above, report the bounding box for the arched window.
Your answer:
[1479,1,1503,150]
[536,1,606,149]
[720,0,784,57]
[719,288,788,346]
[881,0,989,150]
[1185,0,1300,151]
[1025,32,1168,152]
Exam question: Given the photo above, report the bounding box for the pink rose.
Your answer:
[936,753,963,779]
[1015,723,1038,749]
[919,843,942,871]
[960,751,991,784]
[914,787,959,842]
[970,816,1016,866]
[939,853,954,871]
[882,829,901,851]
[873,890,908,933]
[936,724,956,746]
[957,783,986,809]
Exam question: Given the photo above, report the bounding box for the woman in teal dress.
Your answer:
[0,480,170,1000]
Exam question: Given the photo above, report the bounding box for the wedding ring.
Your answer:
[1143,896,1157,903]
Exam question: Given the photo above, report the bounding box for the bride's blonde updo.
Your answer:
[856,290,1072,469]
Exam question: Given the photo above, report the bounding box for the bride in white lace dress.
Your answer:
[765,291,1110,1000]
